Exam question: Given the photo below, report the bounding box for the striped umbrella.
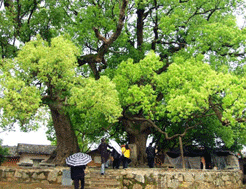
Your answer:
[66,152,92,166]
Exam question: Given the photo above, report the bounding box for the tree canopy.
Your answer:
[1,0,246,165]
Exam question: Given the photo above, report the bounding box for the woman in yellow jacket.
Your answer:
[121,144,131,168]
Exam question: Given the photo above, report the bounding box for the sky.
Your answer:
[0,6,245,147]
[0,124,51,146]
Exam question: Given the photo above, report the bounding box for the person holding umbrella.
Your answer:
[146,142,156,168]
[109,139,123,169]
[66,152,92,189]
[111,148,122,169]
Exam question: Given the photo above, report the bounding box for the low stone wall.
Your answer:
[0,166,243,189]
[0,166,66,185]
[120,168,243,189]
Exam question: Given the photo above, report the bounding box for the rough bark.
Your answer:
[123,117,151,165]
[137,8,144,50]
[128,131,149,165]
[49,105,79,166]
[179,136,185,169]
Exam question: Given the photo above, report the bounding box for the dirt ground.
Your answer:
[0,181,73,189]
[0,181,246,189]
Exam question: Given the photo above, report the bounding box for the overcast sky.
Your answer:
[0,124,51,146]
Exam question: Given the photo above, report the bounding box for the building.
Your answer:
[2,143,56,167]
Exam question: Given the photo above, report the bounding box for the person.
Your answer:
[70,165,86,189]
[111,148,122,169]
[146,143,155,168]
[97,138,112,175]
[121,144,131,169]
[105,149,112,168]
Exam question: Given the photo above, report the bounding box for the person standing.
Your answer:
[121,144,131,169]
[98,138,112,175]
[112,148,122,169]
[70,165,86,189]
[146,143,155,168]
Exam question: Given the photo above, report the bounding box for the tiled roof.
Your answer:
[3,143,56,157]
[17,143,56,155]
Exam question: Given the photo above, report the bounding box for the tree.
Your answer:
[0,36,121,165]
[1,0,246,165]
[0,139,9,165]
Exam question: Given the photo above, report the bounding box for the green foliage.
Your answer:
[0,36,122,136]
[113,51,163,118]
[0,140,9,165]
[1,0,246,155]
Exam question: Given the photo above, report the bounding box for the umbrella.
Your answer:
[109,139,122,155]
[66,152,92,166]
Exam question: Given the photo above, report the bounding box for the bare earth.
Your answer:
[0,181,246,189]
[0,181,73,189]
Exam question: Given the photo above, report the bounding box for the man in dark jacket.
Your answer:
[146,143,155,168]
[98,138,112,175]
[112,148,122,169]
[70,165,86,189]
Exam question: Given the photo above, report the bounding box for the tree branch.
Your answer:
[78,0,128,78]
[209,97,230,126]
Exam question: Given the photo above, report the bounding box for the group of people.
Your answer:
[69,138,157,189]
[98,138,131,175]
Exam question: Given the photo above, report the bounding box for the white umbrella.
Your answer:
[109,139,122,155]
[66,152,92,166]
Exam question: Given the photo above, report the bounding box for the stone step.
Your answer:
[86,180,120,185]
[84,168,122,188]
[84,172,122,188]
[85,187,121,189]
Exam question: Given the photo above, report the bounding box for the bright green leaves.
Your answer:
[17,35,79,92]
[113,51,163,118]
[0,76,41,128]
[155,55,246,126]
[1,35,122,134]
[68,76,122,123]
[0,35,79,129]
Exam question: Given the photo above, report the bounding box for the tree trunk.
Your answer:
[179,136,185,169]
[128,132,148,165]
[49,105,79,166]
[137,8,144,50]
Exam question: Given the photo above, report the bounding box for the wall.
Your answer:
[0,167,64,185]
[19,153,50,164]
[0,166,243,189]
[1,157,20,167]
[120,168,243,189]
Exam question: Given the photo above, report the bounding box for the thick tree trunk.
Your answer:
[124,119,151,166]
[128,132,148,165]
[49,106,79,166]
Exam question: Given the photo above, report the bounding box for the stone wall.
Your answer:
[0,166,243,189]
[0,167,65,185]
[120,168,243,189]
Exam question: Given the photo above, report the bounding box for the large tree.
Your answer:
[0,36,122,165]
[1,0,246,165]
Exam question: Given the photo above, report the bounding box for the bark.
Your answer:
[179,136,185,169]
[128,130,149,165]
[78,0,128,79]
[123,117,151,165]
[49,105,79,166]
[136,8,144,50]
